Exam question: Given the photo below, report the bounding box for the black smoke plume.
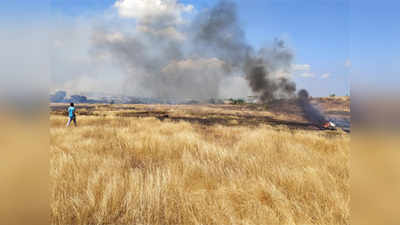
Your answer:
[194,1,296,102]
[298,89,328,125]
[193,0,250,69]
[244,41,296,102]
[92,0,297,102]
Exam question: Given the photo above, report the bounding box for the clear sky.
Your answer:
[3,0,398,97]
[350,0,400,90]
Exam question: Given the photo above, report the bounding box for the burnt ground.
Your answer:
[115,111,316,130]
[50,97,350,132]
[311,97,351,131]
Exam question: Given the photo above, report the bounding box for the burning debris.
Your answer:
[322,121,337,130]
[297,89,342,131]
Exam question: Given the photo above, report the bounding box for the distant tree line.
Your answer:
[50,90,250,105]
[229,98,245,105]
[50,91,101,104]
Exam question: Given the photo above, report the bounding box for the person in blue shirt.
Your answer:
[66,102,77,127]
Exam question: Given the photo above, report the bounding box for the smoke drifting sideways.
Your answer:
[91,0,297,102]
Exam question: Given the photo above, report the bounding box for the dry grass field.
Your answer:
[50,102,349,225]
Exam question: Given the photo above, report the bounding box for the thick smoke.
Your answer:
[192,1,250,69]
[244,40,296,102]
[298,89,328,124]
[92,0,297,102]
[298,89,351,131]
[193,1,296,102]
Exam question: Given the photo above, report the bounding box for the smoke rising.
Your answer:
[193,1,296,102]
[193,0,250,70]
[91,0,297,102]
[244,41,296,102]
[298,89,328,125]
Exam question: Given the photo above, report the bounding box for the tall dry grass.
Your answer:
[50,113,349,225]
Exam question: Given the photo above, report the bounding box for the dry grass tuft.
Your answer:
[50,107,349,225]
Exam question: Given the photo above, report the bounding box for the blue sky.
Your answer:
[350,0,400,89]
[4,0,398,97]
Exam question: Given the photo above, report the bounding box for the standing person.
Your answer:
[66,102,77,127]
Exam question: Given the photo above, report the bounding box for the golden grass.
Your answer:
[352,133,400,225]
[50,109,349,225]
[0,115,48,225]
